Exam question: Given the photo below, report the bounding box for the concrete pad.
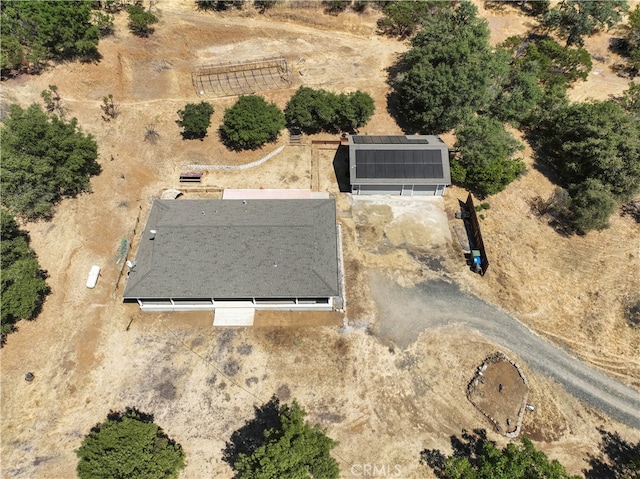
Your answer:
[352,195,452,249]
[222,189,312,199]
[213,308,255,326]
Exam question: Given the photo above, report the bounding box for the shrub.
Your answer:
[454,115,525,196]
[285,87,375,134]
[76,408,185,479]
[569,179,618,234]
[424,435,579,478]
[220,94,285,150]
[127,4,159,37]
[1,211,49,345]
[176,101,215,139]
[223,397,339,479]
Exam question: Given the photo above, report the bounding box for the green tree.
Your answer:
[101,94,121,121]
[91,10,115,37]
[1,104,100,220]
[0,1,99,73]
[377,1,448,39]
[285,87,337,134]
[1,210,49,344]
[454,115,525,196]
[618,82,640,118]
[490,35,591,125]
[445,438,579,478]
[285,87,375,134]
[40,84,64,115]
[390,2,499,133]
[526,82,570,126]
[220,94,285,150]
[484,0,550,17]
[176,101,214,139]
[520,37,592,87]
[223,397,339,479]
[529,100,640,233]
[127,4,159,37]
[335,91,376,132]
[76,408,185,479]
[488,53,544,126]
[628,6,640,75]
[543,0,629,46]
[423,434,579,479]
[352,1,368,13]
[0,35,24,75]
[534,100,640,202]
[615,5,640,76]
[568,179,618,234]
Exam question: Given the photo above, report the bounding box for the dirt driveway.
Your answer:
[370,273,640,429]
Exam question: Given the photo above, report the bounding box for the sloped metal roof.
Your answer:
[349,135,451,186]
[123,199,339,300]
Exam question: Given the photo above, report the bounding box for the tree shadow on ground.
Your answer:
[621,199,640,223]
[584,428,640,479]
[222,395,281,468]
[420,429,490,478]
[85,407,155,435]
[484,0,549,18]
[384,56,423,135]
[385,89,420,135]
[608,37,639,79]
[521,128,579,237]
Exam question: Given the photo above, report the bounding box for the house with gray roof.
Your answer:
[348,135,451,196]
[123,199,340,313]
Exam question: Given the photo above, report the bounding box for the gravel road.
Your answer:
[370,273,640,429]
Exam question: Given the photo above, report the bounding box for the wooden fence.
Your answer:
[465,193,490,276]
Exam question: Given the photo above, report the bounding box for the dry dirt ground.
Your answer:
[1,2,640,478]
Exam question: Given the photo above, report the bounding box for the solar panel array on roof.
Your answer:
[355,150,444,179]
[352,135,431,144]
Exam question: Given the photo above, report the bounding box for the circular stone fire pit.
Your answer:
[467,352,529,437]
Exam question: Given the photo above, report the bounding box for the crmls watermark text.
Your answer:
[350,464,402,477]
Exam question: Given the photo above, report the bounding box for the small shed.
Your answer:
[348,135,451,196]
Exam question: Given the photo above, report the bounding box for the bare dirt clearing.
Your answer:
[468,357,529,436]
[1,3,639,479]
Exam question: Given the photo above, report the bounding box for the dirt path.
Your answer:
[371,273,640,429]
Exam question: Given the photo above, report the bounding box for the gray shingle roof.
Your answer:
[123,199,339,300]
[349,135,451,185]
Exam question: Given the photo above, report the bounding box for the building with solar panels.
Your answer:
[348,135,451,196]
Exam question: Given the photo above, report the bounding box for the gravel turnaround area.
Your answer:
[371,273,640,430]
